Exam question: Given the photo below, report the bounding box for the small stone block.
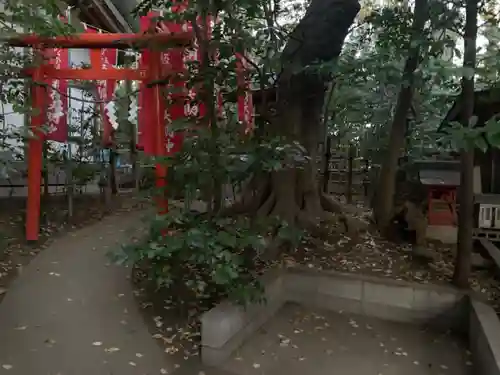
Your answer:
[363,281,414,309]
[202,345,232,367]
[265,276,283,302]
[315,294,362,314]
[285,288,318,306]
[317,276,362,300]
[284,273,319,295]
[201,302,245,348]
[470,313,499,375]
[412,288,458,311]
[362,302,417,323]
[470,300,500,375]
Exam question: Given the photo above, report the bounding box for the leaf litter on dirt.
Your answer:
[288,218,500,314]
[130,198,500,369]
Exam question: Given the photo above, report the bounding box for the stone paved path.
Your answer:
[0,209,175,375]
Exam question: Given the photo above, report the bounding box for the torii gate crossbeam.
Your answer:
[5,31,192,241]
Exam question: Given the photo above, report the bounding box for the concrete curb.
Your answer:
[470,299,500,375]
[200,266,500,374]
[285,267,469,332]
[200,268,285,366]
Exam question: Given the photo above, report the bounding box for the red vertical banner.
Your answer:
[44,46,69,142]
[101,46,118,145]
[213,16,224,119]
[138,11,184,156]
[137,13,153,154]
[181,15,213,122]
[137,9,214,156]
[164,21,185,156]
[155,10,190,156]
[84,25,118,146]
[138,12,168,155]
[156,13,184,156]
[236,53,254,134]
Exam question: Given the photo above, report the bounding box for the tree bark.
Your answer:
[453,0,478,289]
[322,135,332,193]
[225,0,365,255]
[109,148,118,195]
[271,0,360,225]
[373,0,428,233]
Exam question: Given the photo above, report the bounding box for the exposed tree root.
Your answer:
[257,191,276,217]
[220,170,370,261]
[219,176,269,216]
[231,0,361,259]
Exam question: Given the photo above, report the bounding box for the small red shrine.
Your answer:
[416,160,460,227]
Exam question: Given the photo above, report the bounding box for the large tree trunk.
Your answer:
[269,0,360,231]
[227,0,364,258]
[373,0,428,234]
[453,0,478,289]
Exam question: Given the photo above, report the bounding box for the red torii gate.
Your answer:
[7,31,192,242]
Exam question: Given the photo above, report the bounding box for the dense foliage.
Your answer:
[1,0,499,300]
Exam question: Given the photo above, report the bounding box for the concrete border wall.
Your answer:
[284,267,468,332]
[470,299,500,375]
[200,266,500,375]
[200,269,285,366]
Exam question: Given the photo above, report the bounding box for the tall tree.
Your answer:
[373,0,428,233]
[230,0,363,244]
[453,0,478,288]
[122,0,363,304]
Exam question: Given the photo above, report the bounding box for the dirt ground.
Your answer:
[0,191,148,302]
[131,197,500,363]
[288,231,500,310]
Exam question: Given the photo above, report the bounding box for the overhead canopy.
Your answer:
[63,0,138,32]
[105,0,139,31]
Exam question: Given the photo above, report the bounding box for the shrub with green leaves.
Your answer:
[115,121,305,307]
[118,211,269,306]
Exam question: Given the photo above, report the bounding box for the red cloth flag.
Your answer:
[44,46,69,142]
[84,25,118,146]
[137,14,153,153]
[138,12,171,155]
[137,9,215,155]
[140,11,187,156]
[236,53,254,133]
